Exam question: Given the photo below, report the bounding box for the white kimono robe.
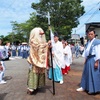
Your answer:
[82,38,100,61]
[63,45,72,66]
[80,38,100,93]
[49,40,64,82]
[52,41,65,68]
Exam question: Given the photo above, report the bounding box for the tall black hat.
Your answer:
[54,32,59,37]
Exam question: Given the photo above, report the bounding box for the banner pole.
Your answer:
[47,12,55,95]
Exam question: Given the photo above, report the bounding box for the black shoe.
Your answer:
[27,89,33,95]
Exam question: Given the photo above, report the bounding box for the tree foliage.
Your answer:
[31,0,85,39]
[9,13,38,44]
[2,0,85,44]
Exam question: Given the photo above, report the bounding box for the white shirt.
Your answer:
[82,38,100,61]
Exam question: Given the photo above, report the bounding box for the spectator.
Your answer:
[71,44,75,60]
[0,60,6,84]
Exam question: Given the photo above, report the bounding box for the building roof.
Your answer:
[71,34,80,39]
[86,22,100,31]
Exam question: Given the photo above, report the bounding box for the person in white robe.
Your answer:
[48,32,65,84]
[64,41,72,71]
[62,41,72,74]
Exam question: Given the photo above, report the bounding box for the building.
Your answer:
[67,34,81,44]
[86,22,100,39]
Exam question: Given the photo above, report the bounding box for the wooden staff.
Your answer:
[47,12,55,95]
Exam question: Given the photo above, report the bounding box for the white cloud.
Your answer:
[81,0,100,12]
[0,0,38,36]
[72,0,100,37]
[0,0,100,37]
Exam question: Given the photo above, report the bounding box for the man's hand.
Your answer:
[48,40,51,45]
[94,60,99,69]
[52,52,54,57]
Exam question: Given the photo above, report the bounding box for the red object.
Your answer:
[62,66,71,75]
[67,66,70,71]
[0,66,3,71]
[61,66,68,75]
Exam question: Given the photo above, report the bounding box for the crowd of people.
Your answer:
[27,28,83,94]
[0,27,100,96]
[26,27,100,95]
[0,40,30,84]
[9,43,30,59]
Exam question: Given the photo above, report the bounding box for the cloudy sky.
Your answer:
[0,0,100,37]
[72,0,100,37]
[0,0,39,36]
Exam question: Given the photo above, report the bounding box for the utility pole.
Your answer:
[75,29,77,45]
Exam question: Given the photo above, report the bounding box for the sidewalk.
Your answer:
[0,57,100,100]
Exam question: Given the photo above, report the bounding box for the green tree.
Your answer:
[0,35,4,40]
[31,0,85,39]
[10,0,85,42]
[10,13,38,43]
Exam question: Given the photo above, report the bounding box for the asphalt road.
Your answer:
[0,56,100,100]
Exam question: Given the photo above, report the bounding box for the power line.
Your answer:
[86,7,99,22]
[79,1,100,21]
[76,2,100,32]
